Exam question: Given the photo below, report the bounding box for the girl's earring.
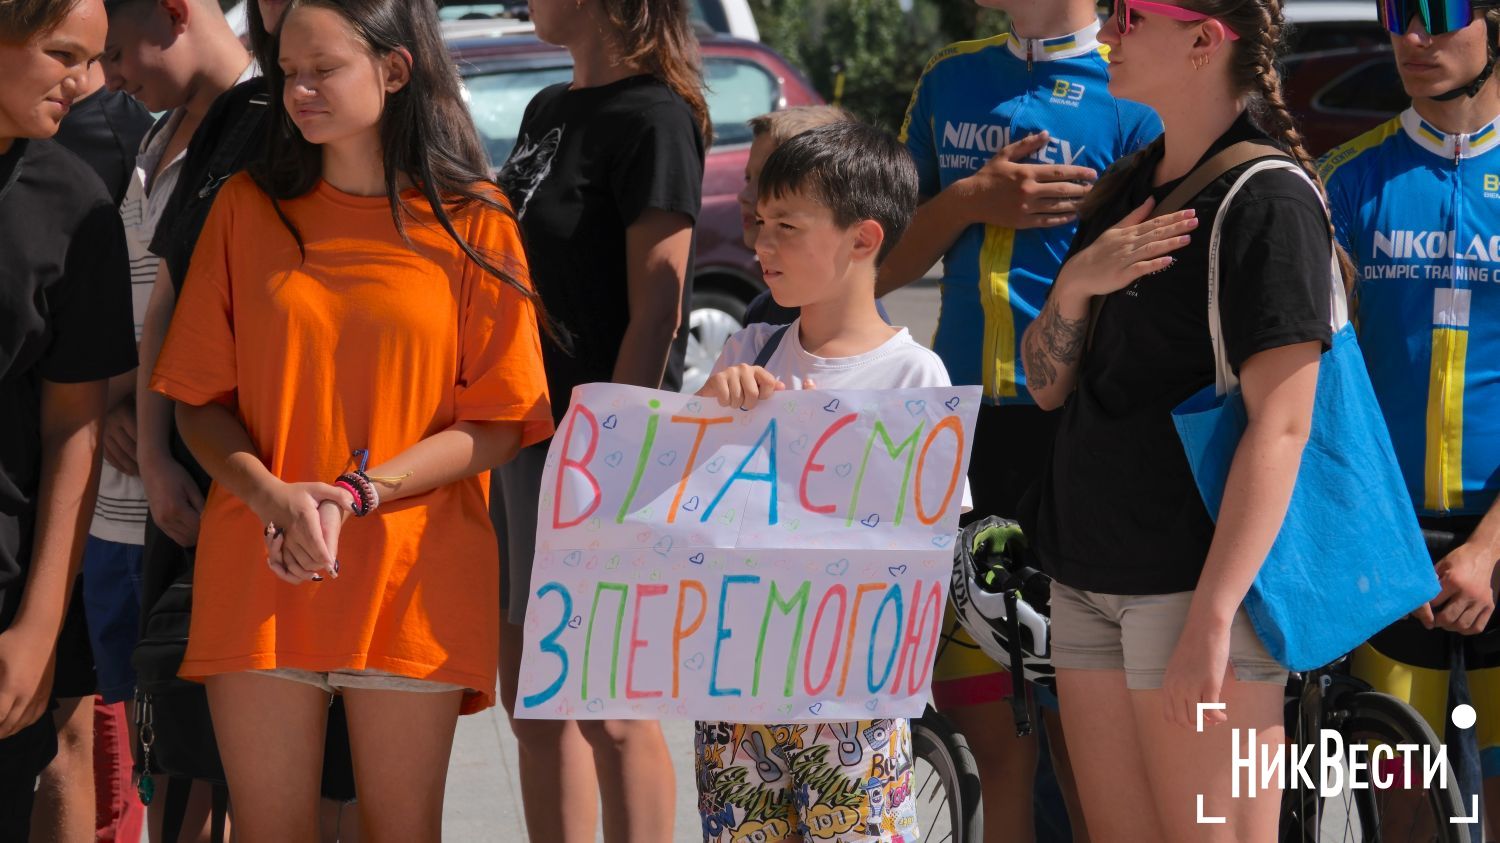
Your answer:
[1192,54,1209,70]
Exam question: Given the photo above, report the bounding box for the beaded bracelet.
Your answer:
[350,471,380,513]
[336,472,378,517]
[333,480,364,516]
[337,449,402,518]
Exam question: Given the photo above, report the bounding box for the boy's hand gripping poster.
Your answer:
[517,384,981,721]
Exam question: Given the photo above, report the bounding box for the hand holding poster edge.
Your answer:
[516,383,981,722]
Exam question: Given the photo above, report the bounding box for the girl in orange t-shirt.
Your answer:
[149,0,551,838]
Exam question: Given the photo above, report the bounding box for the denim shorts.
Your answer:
[1049,582,1287,690]
[81,537,145,704]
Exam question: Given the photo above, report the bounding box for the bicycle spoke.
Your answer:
[918,767,941,802]
[911,713,977,842]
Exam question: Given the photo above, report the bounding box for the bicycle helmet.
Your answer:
[949,515,1055,689]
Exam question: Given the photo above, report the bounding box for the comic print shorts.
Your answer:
[694,717,919,843]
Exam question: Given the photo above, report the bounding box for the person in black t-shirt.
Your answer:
[489,0,706,839]
[34,56,152,843]
[52,61,151,205]
[0,1,136,837]
[1018,0,1341,838]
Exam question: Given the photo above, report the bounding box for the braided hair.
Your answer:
[1226,0,1356,289]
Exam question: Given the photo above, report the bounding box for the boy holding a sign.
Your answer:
[693,122,959,842]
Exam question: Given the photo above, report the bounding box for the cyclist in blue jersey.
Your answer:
[1320,0,1500,831]
[880,2,1160,840]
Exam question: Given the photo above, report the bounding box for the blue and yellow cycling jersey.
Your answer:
[1321,108,1500,516]
[899,21,1161,405]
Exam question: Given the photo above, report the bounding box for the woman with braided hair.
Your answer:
[1020,0,1345,838]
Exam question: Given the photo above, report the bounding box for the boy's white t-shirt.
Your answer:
[710,319,954,390]
[709,318,973,510]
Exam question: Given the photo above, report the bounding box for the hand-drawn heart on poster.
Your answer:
[516,384,980,721]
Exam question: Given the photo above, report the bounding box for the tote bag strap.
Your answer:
[1206,159,1349,396]
[1086,141,1283,348]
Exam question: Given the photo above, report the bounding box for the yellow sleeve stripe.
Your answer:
[1318,116,1403,184]
[899,35,1010,145]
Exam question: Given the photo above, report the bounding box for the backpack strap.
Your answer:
[753,323,792,369]
[1153,141,1285,217]
[195,90,268,200]
[140,111,174,159]
[0,141,26,207]
[161,776,192,843]
[210,783,229,843]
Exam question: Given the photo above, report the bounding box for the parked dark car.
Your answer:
[1282,0,1408,155]
[444,22,821,392]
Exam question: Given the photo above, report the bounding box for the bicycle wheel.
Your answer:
[910,708,982,843]
[1285,690,1470,843]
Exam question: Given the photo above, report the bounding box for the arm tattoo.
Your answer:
[1023,298,1090,391]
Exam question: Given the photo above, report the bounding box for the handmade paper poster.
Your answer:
[516,383,981,721]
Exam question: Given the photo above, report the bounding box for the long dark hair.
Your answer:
[602,0,711,142]
[1085,0,1355,290]
[249,0,555,338]
[245,0,274,70]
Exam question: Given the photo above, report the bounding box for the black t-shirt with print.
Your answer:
[1031,113,1334,596]
[499,75,705,424]
[52,88,154,207]
[0,139,136,630]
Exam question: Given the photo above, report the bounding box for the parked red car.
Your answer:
[445,21,822,391]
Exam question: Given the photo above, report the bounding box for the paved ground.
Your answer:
[440,281,943,842]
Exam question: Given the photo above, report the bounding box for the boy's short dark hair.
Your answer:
[757,121,918,263]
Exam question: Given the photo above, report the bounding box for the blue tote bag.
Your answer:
[1170,159,1438,671]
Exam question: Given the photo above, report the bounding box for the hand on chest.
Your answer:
[935,96,1093,176]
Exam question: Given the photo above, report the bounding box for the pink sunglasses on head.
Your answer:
[1114,0,1242,40]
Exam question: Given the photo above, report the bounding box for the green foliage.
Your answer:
[751,0,1010,132]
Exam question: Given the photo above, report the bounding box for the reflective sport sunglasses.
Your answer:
[1378,0,1498,35]
[1112,0,1242,40]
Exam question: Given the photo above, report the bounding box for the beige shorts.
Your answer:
[257,667,466,695]
[1049,582,1288,691]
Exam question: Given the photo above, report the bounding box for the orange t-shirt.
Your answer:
[151,174,552,713]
